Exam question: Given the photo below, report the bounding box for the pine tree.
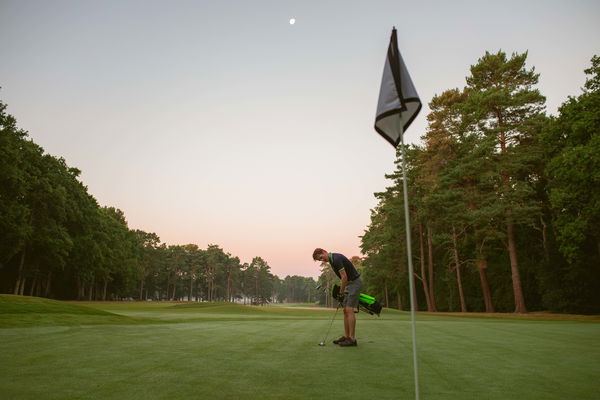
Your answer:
[461,51,546,313]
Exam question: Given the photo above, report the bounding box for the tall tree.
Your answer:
[415,88,470,311]
[423,88,498,312]
[462,51,546,313]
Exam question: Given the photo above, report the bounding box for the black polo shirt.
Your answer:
[329,253,361,281]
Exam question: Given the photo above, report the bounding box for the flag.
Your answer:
[374,28,422,147]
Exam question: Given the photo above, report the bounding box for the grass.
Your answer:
[0,295,142,328]
[1,295,599,399]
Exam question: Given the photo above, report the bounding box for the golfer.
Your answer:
[313,248,363,347]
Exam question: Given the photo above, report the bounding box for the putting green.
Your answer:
[1,295,598,399]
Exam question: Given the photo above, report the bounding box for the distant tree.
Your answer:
[203,245,228,301]
[248,257,274,305]
[135,230,161,300]
[279,275,317,303]
[317,262,338,307]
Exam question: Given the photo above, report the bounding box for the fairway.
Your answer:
[1,296,599,400]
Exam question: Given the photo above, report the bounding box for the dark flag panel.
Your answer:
[374,28,422,147]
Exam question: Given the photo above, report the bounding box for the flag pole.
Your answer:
[400,126,420,400]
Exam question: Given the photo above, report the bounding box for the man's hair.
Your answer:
[313,248,326,260]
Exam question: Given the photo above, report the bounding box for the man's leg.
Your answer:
[343,308,350,338]
[339,307,357,346]
[344,307,356,338]
[339,278,362,347]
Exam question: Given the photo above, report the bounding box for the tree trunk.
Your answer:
[45,271,52,297]
[226,269,230,302]
[506,218,527,313]
[452,225,467,312]
[165,275,170,301]
[496,112,527,313]
[139,279,145,301]
[384,280,389,308]
[412,278,419,311]
[102,280,108,301]
[76,276,82,300]
[540,215,549,262]
[14,248,27,295]
[255,273,259,304]
[19,277,26,296]
[29,275,37,297]
[418,223,433,311]
[189,276,193,301]
[88,280,94,301]
[426,226,437,311]
[207,265,213,302]
[397,293,403,311]
[227,270,233,302]
[36,276,43,297]
[477,258,494,312]
[15,211,34,295]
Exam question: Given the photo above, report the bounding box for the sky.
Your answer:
[1,0,599,279]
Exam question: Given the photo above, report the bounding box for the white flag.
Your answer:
[375,28,422,147]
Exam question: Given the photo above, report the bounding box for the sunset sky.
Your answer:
[1,0,598,279]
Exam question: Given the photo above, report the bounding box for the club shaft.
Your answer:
[321,305,339,344]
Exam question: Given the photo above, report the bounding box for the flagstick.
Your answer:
[400,127,420,400]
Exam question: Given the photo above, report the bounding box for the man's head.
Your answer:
[313,248,329,262]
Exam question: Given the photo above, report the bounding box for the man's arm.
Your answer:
[339,269,348,298]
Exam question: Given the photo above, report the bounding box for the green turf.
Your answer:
[0,295,143,328]
[1,295,599,399]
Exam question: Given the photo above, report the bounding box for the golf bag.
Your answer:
[331,284,383,316]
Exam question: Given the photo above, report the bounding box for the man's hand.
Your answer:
[339,269,348,295]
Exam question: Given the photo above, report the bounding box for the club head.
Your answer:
[315,284,322,290]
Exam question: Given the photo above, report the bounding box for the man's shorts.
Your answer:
[343,277,364,309]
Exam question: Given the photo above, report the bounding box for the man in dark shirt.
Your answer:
[313,248,364,347]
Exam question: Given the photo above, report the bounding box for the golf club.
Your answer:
[318,304,340,346]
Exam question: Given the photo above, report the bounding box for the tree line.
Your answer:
[0,105,319,303]
[360,52,599,314]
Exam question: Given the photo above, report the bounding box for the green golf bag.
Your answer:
[331,284,383,316]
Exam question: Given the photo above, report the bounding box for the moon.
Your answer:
[289,18,296,25]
